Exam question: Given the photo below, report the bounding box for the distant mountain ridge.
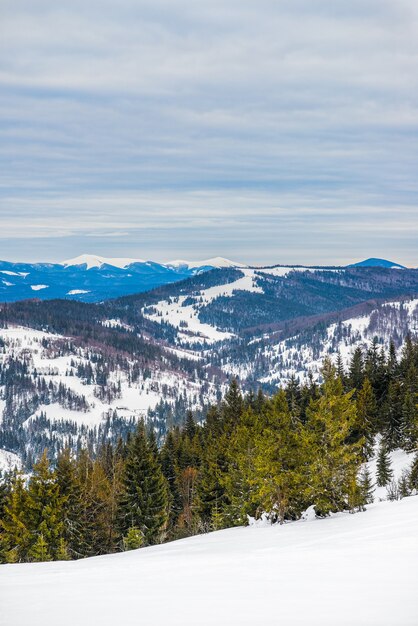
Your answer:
[348,258,406,269]
[0,255,411,303]
[0,256,245,303]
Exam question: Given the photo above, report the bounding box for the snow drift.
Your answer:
[1,496,417,626]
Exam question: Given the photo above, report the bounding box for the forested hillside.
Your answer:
[1,336,417,563]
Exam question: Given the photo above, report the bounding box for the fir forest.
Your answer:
[2,338,417,563]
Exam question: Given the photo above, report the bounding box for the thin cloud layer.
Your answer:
[0,0,417,264]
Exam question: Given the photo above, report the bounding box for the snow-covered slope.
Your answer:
[166,256,247,269]
[0,448,21,472]
[61,254,146,269]
[1,495,417,626]
[143,268,263,344]
[0,326,211,429]
[224,298,418,385]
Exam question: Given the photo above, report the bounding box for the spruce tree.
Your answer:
[55,448,82,558]
[408,453,418,492]
[402,389,418,452]
[26,451,66,561]
[119,422,169,545]
[355,377,377,459]
[160,430,182,530]
[358,466,375,505]
[28,534,52,562]
[382,381,403,450]
[306,365,363,516]
[376,443,393,487]
[349,347,364,392]
[0,472,30,563]
[222,379,243,429]
[123,526,144,550]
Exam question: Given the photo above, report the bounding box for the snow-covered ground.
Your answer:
[143,269,264,344]
[0,326,214,428]
[224,298,418,385]
[0,448,21,472]
[1,496,417,626]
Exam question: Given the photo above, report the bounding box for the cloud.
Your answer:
[0,0,417,264]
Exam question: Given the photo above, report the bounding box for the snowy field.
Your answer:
[1,496,417,626]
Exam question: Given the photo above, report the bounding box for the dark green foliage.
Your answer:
[376,443,393,487]
[1,341,418,564]
[123,526,144,551]
[358,466,375,505]
[119,422,169,545]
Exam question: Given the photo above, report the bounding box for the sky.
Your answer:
[1,0,417,266]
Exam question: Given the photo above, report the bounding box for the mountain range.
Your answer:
[0,257,417,466]
[0,255,409,303]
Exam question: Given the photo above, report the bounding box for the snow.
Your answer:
[0,448,21,472]
[143,269,263,345]
[0,325,216,429]
[256,266,341,278]
[30,284,48,291]
[1,496,417,625]
[253,298,418,386]
[0,270,29,277]
[61,254,145,270]
[166,256,247,269]
[66,289,90,295]
[366,444,415,502]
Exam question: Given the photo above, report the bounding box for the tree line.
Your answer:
[1,336,417,563]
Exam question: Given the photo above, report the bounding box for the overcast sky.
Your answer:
[1,0,417,265]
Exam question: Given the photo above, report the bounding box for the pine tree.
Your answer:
[0,472,30,563]
[55,448,82,558]
[123,526,144,551]
[119,422,169,545]
[184,411,197,440]
[251,391,306,522]
[376,443,393,487]
[28,534,52,562]
[222,379,243,429]
[196,429,229,529]
[306,365,363,516]
[349,347,364,391]
[56,537,70,561]
[160,430,182,530]
[26,451,66,561]
[402,389,418,452]
[382,381,403,450]
[408,453,418,492]
[355,377,377,459]
[358,465,375,505]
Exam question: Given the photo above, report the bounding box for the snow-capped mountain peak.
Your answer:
[61,254,146,270]
[166,257,247,269]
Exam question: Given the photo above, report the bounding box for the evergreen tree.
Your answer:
[222,379,243,429]
[355,377,377,459]
[376,443,393,487]
[0,472,30,563]
[55,448,83,558]
[305,366,363,516]
[119,422,169,545]
[28,534,52,562]
[358,465,375,505]
[160,430,182,530]
[349,347,364,391]
[402,389,418,451]
[408,453,418,492]
[25,450,65,561]
[123,526,144,550]
[382,381,403,450]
